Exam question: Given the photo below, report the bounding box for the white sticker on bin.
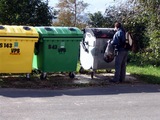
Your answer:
[60,42,65,48]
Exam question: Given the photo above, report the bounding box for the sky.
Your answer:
[48,0,122,14]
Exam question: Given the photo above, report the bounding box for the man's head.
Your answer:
[114,22,122,31]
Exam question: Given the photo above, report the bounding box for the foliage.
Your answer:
[88,11,107,27]
[87,6,123,28]
[53,0,89,29]
[147,30,160,66]
[129,44,160,67]
[128,0,160,66]
[0,0,54,26]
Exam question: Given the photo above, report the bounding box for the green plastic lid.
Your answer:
[35,26,83,39]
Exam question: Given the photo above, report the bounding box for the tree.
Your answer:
[132,0,160,29]
[131,0,160,66]
[0,0,54,26]
[88,11,107,27]
[53,0,89,28]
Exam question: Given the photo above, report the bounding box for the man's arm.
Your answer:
[111,32,119,45]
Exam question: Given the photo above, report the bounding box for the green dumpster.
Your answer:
[34,26,83,77]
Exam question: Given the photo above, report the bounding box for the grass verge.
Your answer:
[127,64,160,84]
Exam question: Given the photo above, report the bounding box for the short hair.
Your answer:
[114,22,122,28]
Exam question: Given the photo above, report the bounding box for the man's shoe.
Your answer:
[119,79,125,83]
[119,80,123,83]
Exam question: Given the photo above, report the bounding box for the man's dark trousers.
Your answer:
[113,50,128,82]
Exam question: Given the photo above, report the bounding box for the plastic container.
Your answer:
[0,25,38,73]
[34,26,83,78]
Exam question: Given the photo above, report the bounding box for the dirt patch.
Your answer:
[0,73,145,90]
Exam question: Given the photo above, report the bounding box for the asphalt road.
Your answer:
[0,84,160,120]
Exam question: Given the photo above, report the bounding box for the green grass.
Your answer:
[127,64,160,84]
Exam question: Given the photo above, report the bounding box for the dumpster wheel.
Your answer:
[91,71,94,79]
[26,74,30,79]
[79,66,86,74]
[69,72,75,79]
[40,72,47,80]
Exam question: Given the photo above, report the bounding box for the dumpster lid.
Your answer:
[0,25,39,38]
[84,28,115,39]
[35,26,83,39]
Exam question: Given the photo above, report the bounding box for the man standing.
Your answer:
[110,22,128,83]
